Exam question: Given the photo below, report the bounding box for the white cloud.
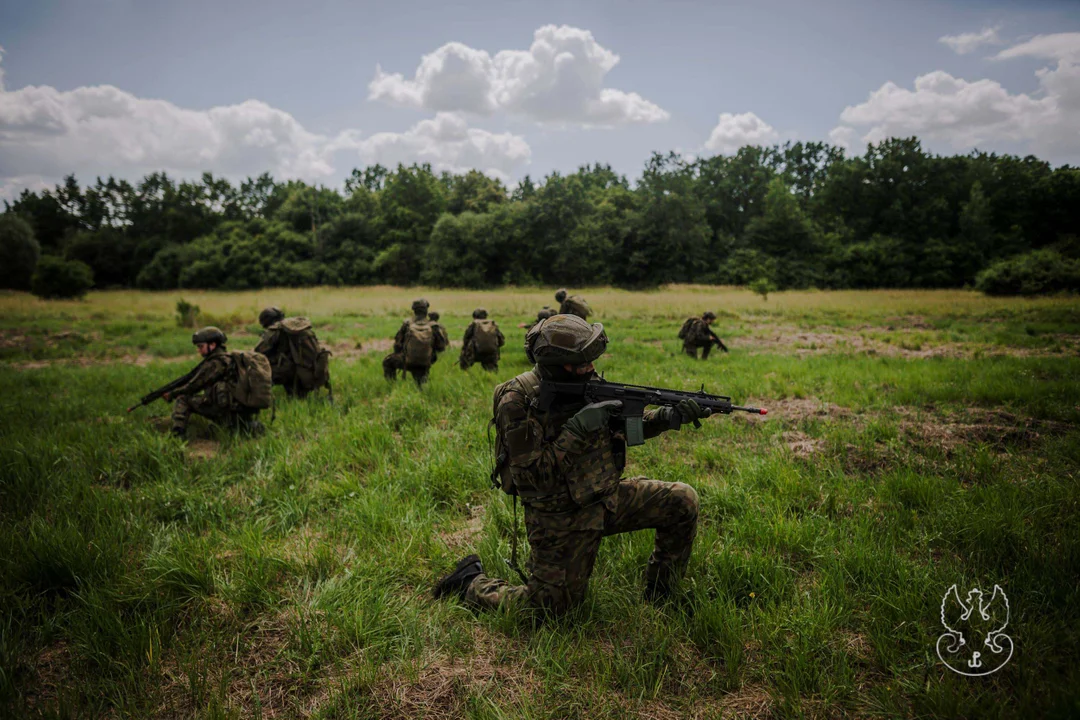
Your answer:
[355,112,530,182]
[939,27,1003,55]
[828,125,856,152]
[368,25,669,127]
[0,46,366,198]
[703,112,778,153]
[836,33,1080,162]
[995,32,1080,63]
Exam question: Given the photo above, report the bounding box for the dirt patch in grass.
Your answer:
[744,397,853,423]
[369,627,537,719]
[23,640,75,711]
[10,353,191,370]
[782,430,824,459]
[187,438,220,461]
[895,407,1074,453]
[438,504,486,553]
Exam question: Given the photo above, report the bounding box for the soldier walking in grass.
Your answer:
[460,308,505,372]
[434,314,710,615]
[383,298,447,387]
[254,306,332,399]
[679,311,729,359]
[164,327,269,439]
[555,289,592,320]
[428,311,451,366]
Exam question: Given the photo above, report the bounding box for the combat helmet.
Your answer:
[192,326,227,347]
[411,298,430,315]
[472,308,488,319]
[259,306,285,328]
[525,314,607,366]
[554,288,568,303]
[703,311,717,321]
[429,312,440,322]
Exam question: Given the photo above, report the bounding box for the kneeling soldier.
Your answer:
[254,306,332,399]
[460,308,505,371]
[166,327,264,438]
[679,311,728,358]
[434,314,709,615]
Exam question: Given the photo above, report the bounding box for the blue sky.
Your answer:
[1,0,1078,198]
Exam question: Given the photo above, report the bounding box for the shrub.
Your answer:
[975,249,1080,296]
[176,299,201,328]
[31,256,95,299]
[0,214,41,290]
[749,276,776,301]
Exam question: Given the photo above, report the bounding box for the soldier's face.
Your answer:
[197,342,213,357]
[563,362,595,375]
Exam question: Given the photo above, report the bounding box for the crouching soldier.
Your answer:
[434,314,709,616]
[383,298,446,387]
[165,327,270,439]
[460,308,505,371]
[555,289,592,320]
[678,311,728,359]
[254,306,332,399]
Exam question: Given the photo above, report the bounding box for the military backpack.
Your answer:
[404,319,434,367]
[278,317,331,391]
[561,295,592,319]
[678,317,697,340]
[230,351,274,409]
[473,319,499,354]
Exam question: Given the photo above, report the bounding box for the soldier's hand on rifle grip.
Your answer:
[564,400,624,438]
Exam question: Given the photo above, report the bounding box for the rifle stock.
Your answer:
[538,377,766,446]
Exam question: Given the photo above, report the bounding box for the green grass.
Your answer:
[1,286,1079,718]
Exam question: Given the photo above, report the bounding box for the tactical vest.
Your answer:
[492,369,625,511]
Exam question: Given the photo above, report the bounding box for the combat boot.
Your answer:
[170,427,187,440]
[433,554,483,600]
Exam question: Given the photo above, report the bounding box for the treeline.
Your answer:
[2,137,1080,296]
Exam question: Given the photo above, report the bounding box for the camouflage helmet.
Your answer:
[192,326,227,346]
[703,311,717,321]
[411,298,430,314]
[259,306,285,328]
[525,314,607,366]
[429,311,440,322]
[554,289,568,303]
[472,308,488,319]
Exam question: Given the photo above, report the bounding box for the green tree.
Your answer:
[31,256,95,299]
[0,214,41,290]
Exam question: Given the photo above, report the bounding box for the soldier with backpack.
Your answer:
[254,307,333,399]
[555,289,592,320]
[382,298,446,387]
[428,311,451,365]
[460,308,505,371]
[163,327,271,439]
[679,311,728,359]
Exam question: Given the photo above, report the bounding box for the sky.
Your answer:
[1,0,1079,199]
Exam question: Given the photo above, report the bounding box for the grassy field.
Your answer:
[1,285,1078,719]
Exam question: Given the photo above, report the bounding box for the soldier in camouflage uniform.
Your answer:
[523,306,557,331]
[382,299,447,386]
[460,308,506,371]
[434,314,710,615]
[254,306,330,398]
[165,327,262,438]
[428,311,450,365]
[680,311,728,359]
[555,289,592,320]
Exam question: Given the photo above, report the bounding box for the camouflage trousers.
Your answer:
[459,346,499,372]
[382,352,430,386]
[683,341,712,359]
[465,477,699,615]
[171,391,254,434]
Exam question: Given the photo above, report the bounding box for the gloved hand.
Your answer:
[564,400,623,438]
[657,399,713,430]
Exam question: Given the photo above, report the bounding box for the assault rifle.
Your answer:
[537,377,766,446]
[126,362,202,412]
[708,329,729,353]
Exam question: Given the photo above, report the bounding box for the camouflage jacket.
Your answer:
[682,317,713,345]
[463,319,505,352]
[559,295,591,320]
[172,347,232,397]
[493,368,670,525]
[393,314,449,355]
